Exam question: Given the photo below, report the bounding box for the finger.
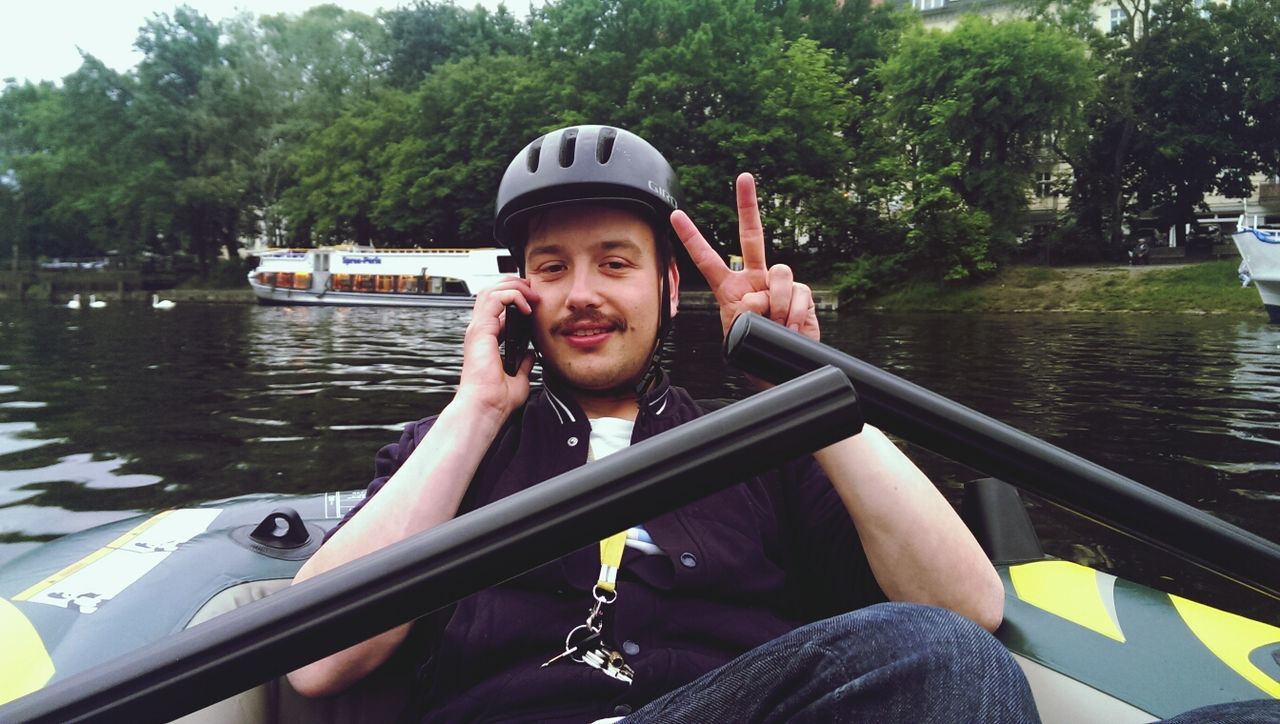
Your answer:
[740,290,771,317]
[484,281,539,315]
[515,345,536,380]
[737,173,766,272]
[468,283,536,342]
[767,264,793,325]
[671,210,729,290]
[786,282,813,332]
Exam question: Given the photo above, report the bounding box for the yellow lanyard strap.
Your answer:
[597,531,628,594]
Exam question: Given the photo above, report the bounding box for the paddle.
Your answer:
[723,312,1280,601]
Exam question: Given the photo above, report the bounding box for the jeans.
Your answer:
[623,602,1039,723]
[1161,700,1280,723]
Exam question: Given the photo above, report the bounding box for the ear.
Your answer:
[667,259,680,319]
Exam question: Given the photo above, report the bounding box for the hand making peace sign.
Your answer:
[671,173,821,342]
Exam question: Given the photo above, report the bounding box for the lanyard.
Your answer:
[538,442,637,682]
[597,530,628,596]
[587,443,629,598]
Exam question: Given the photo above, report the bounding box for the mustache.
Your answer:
[549,309,627,335]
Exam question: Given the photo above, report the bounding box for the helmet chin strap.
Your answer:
[633,263,671,396]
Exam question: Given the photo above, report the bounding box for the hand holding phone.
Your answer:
[501,303,533,376]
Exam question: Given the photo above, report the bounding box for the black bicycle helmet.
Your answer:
[494,125,682,254]
[493,125,684,393]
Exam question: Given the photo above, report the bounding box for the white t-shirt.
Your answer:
[590,417,662,556]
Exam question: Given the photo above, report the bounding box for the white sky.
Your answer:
[1,0,527,85]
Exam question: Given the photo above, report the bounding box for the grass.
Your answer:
[869,260,1259,314]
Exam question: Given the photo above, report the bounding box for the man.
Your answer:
[288,125,1036,722]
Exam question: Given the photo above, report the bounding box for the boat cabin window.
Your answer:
[443,278,469,295]
[497,254,518,274]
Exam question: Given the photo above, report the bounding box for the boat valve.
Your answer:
[232,507,324,560]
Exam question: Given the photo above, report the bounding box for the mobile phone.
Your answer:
[502,303,533,376]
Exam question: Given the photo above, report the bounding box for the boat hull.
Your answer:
[249,283,477,308]
[246,246,516,309]
[1232,229,1280,323]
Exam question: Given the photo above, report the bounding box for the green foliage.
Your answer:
[1026,0,1277,254]
[1,0,1265,293]
[878,16,1094,243]
[383,1,529,89]
[1217,0,1280,175]
[1128,0,1256,243]
[832,253,909,301]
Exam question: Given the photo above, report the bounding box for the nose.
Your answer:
[565,266,603,310]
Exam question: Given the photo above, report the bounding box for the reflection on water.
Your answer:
[0,302,1276,622]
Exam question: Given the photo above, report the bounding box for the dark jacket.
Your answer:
[333,372,883,722]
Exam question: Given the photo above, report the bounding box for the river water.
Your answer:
[0,301,1276,623]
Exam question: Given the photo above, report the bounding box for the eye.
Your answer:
[535,262,567,275]
[601,258,634,272]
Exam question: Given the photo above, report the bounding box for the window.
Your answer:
[1036,172,1054,199]
[1109,7,1126,33]
[915,0,945,10]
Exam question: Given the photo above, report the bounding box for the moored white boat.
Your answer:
[1231,227,1280,323]
[247,247,517,307]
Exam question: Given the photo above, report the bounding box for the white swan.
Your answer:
[152,294,176,310]
[88,294,107,309]
[66,294,81,309]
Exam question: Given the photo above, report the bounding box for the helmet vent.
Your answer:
[526,139,543,173]
[559,128,579,168]
[597,128,617,164]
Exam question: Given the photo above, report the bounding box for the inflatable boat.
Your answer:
[0,484,1276,722]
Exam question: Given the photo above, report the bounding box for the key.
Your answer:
[542,627,600,668]
[582,646,635,685]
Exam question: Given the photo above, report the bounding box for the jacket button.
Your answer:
[623,640,640,655]
[567,436,579,447]
[679,552,698,568]
[613,704,633,716]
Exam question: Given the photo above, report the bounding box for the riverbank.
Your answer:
[3,260,1258,315]
[864,260,1258,314]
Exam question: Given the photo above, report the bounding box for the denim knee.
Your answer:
[625,603,1039,724]
[815,603,1028,695]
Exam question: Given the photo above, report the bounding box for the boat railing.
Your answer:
[261,247,504,255]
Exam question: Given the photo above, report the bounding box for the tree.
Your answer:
[383,1,529,89]
[1128,0,1254,245]
[248,6,391,247]
[281,90,417,246]
[876,16,1094,278]
[0,62,145,261]
[131,6,238,270]
[1214,0,1280,179]
[1021,0,1153,253]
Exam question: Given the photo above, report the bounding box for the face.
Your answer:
[524,205,678,393]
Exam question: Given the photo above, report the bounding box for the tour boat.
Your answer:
[247,247,518,307]
[1232,226,1280,323]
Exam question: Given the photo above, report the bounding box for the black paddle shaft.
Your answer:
[724,312,1280,600]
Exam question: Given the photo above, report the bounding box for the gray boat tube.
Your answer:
[0,365,861,723]
[723,311,1280,601]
